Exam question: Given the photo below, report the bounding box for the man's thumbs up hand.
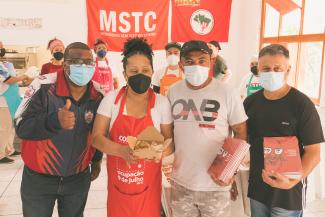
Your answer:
[63,99,72,110]
[58,99,75,130]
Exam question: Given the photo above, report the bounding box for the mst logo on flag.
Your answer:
[190,9,214,35]
[86,0,169,51]
[171,0,232,42]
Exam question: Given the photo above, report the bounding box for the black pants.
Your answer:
[21,166,91,217]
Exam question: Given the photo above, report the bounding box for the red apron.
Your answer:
[92,58,113,93]
[107,87,162,217]
[160,67,183,96]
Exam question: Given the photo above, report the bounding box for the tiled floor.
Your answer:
[1,156,325,217]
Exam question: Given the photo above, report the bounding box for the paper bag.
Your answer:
[127,126,172,160]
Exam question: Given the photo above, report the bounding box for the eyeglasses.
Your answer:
[65,59,95,66]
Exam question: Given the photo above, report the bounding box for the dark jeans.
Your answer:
[21,166,91,217]
[250,199,303,217]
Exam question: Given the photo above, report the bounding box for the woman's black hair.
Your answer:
[122,37,154,70]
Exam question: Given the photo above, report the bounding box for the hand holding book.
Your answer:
[262,169,301,190]
[263,136,303,180]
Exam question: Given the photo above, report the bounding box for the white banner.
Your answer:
[0,17,42,29]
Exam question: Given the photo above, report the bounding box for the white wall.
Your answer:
[0,0,88,45]
[0,0,262,87]
[0,0,89,73]
[219,0,262,88]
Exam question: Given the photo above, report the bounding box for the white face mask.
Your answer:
[166,55,179,66]
[184,65,210,86]
[259,71,285,92]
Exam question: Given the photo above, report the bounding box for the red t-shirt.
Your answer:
[41,62,63,75]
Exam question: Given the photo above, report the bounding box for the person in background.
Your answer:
[244,44,323,217]
[151,41,181,216]
[152,42,183,96]
[207,41,232,82]
[239,56,262,99]
[92,38,174,217]
[235,57,262,217]
[168,40,247,217]
[151,41,182,217]
[41,38,65,75]
[15,42,103,217]
[0,40,29,164]
[235,56,261,216]
[92,38,119,94]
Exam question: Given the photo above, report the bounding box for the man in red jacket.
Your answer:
[15,42,103,217]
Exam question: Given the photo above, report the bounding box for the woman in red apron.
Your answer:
[92,38,119,94]
[92,38,174,217]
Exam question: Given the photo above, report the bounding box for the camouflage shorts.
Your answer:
[170,181,231,217]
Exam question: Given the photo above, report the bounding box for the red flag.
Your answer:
[86,0,169,51]
[171,0,232,43]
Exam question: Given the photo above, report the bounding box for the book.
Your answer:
[263,136,303,179]
[208,138,250,183]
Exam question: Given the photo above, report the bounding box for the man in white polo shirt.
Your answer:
[168,40,247,217]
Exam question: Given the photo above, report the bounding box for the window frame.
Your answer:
[259,0,325,104]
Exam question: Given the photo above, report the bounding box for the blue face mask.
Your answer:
[68,64,95,86]
[259,71,285,92]
[97,50,107,58]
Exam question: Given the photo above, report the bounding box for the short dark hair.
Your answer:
[63,42,90,60]
[122,37,154,70]
[165,42,181,51]
[209,41,221,50]
[259,44,289,59]
[180,40,212,58]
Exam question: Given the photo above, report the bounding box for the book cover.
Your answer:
[263,136,303,179]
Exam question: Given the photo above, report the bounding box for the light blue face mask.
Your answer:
[68,64,95,86]
[259,71,285,92]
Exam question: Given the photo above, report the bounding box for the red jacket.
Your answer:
[15,72,103,176]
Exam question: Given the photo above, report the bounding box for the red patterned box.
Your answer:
[208,138,250,183]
